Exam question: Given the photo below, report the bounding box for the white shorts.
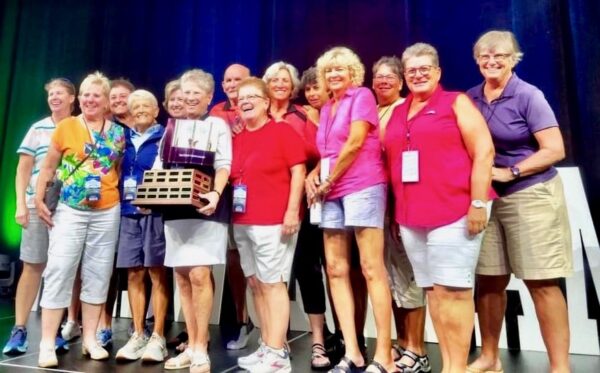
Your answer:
[40,203,120,309]
[233,224,298,284]
[399,216,483,289]
[20,208,49,264]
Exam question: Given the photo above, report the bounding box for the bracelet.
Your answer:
[210,189,221,197]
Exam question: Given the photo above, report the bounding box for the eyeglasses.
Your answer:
[374,74,399,82]
[238,94,266,102]
[478,53,512,63]
[404,65,436,78]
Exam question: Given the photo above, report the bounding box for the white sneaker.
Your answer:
[226,322,253,350]
[116,332,147,361]
[253,346,292,373]
[238,342,266,369]
[141,333,167,362]
[61,320,81,341]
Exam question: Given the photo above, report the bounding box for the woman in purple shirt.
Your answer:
[466,30,572,373]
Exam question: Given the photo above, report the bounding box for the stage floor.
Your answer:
[0,301,599,372]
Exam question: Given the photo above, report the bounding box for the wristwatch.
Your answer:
[510,166,521,179]
[471,199,486,209]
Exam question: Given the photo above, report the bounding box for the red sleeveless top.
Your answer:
[384,86,473,228]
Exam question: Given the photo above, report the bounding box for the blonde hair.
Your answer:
[79,71,111,98]
[262,61,301,99]
[473,30,524,65]
[316,46,365,88]
[162,80,181,110]
[180,69,215,95]
[401,43,439,68]
[127,89,158,111]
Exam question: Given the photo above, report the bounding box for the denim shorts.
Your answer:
[320,183,386,230]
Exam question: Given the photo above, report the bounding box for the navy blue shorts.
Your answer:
[116,214,166,268]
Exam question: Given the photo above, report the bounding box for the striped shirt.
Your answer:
[17,117,58,208]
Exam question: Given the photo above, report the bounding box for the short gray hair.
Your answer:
[180,69,215,95]
[473,30,524,65]
[401,43,439,68]
[127,89,158,111]
[262,61,301,99]
[372,56,403,80]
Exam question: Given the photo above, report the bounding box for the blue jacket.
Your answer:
[119,124,165,216]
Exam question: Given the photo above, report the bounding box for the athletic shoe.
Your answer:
[141,333,167,362]
[2,326,28,355]
[253,346,291,373]
[226,321,254,350]
[116,332,147,361]
[61,320,81,341]
[55,334,69,352]
[96,328,113,347]
[237,342,266,369]
[38,345,58,368]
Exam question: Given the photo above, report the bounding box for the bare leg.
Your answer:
[525,279,571,373]
[435,285,475,373]
[355,227,393,371]
[174,268,197,350]
[324,229,364,366]
[350,265,368,345]
[66,272,81,323]
[40,308,64,347]
[126,267,146,335]
[260,281,290,349]
[98,267,118,330]
[394,304,427,366]
[426,288,449,372]
[81,302,103,347]
[14,262,45,326]
[148,267,169,337]
[189,266,213,354]
[309,313,326,345]
[468,274,510,371]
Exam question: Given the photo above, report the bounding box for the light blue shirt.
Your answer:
[131,124,161,152]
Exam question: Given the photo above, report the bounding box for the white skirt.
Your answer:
[164,219,228,267]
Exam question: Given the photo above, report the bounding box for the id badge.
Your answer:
[320,157,331,181]
[402,150,419,183]
[84,175,102,201]
[123,176,137,201]
[233,184,248,213]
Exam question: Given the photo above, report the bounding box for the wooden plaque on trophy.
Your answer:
[132,169,212,208]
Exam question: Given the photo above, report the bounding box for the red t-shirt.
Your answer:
[279,104,319,165]
[230,119,306,225]
[384,87,472,228]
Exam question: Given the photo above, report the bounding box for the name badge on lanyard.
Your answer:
[123,176,137,201]
[233,184,248,213]
[402,150,419,182]
[84,175,102,201]
[320,157,331,181]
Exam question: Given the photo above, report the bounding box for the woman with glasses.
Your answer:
[305,46,394,373]
[466,30,572,373]
[231,77,306,372]
[383,43,495,373]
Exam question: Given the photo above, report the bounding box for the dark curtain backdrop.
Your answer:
[1,0,599,253]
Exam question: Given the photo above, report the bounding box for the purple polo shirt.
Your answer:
[467,74,559,196]
[316,86,386,200]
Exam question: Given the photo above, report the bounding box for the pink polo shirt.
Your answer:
[316,86,386,200]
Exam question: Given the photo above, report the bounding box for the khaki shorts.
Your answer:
[477,175,572,280]
[384,220,425,309]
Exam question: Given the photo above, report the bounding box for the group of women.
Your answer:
[4,29,572,373]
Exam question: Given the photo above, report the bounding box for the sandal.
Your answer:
[391,344,405,361]
[365,360,399,373]
[190,352,210,373]
[395,349,431,373]
[328,356,366,373]
[466,365,504,373]
[311,343,331,370]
